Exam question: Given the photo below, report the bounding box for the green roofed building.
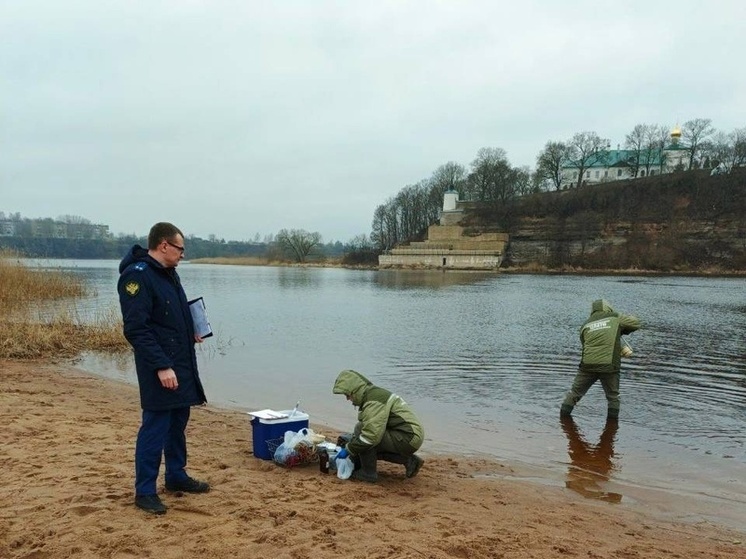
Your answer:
[561,126,690,187]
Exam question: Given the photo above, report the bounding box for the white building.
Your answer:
[561,127,690,187]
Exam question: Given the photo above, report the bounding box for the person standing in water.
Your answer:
[561,299,640,421]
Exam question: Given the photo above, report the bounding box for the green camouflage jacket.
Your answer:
[580,299,641,374]
[332,369,424,456]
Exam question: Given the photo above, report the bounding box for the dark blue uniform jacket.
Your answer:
[118,245,207,411]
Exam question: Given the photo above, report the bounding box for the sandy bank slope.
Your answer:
[1,360,742,559]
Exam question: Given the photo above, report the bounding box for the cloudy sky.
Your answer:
[2,1,745,243]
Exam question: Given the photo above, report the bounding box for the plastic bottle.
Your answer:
[318,448,329,474]
[621,337,633,357]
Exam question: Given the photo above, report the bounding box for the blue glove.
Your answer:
[336,447,349,460]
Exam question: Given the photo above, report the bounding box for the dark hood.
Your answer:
[332,369,373,407]
[119,245,160,274]
[591,299,614,314]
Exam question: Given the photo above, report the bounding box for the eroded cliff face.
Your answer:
[470,169,746,271]
[507,216,746,270]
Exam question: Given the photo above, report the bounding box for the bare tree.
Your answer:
[535,141,568,190]
[466,147,524,206]
[513,166,533,197]
[529,169,551,193]
[428,162,466,220]
[566,131,609,188]
[707,132,729,172]
[465,147,512,202]
[275,229,322,262]
[346,233,373,251]
[370,164,466,252]
[370,205,388,251]
[57,215,92,225]
[626,124,669,177]
[371,199,401,251]
[646,124,670,174]
[488,165,520,206]
[430,162,466,196]
[624,124,646,178]
[734,127,746,169]
[708,127,746,173]
[682,118,714,169]
[394,182,431,241]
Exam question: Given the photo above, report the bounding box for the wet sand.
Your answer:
[1,359,743,559]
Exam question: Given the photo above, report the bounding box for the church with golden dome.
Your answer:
[560,126,690,187]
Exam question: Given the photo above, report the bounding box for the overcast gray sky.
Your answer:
[2,1,745,243]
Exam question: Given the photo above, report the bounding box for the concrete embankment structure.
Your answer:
[379,226,508,270]
[379,190,509,270]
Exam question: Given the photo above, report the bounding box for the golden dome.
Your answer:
[671,125,682,138]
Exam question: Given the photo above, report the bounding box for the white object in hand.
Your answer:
[621,337,633,357]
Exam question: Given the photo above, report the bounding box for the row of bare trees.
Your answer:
[0,212,93,225]
[708,127,746,174]
[535,119,746,191]
[370,150,536,251]
[368,117,744,252]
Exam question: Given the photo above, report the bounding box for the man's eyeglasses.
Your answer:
[165,240,185,254]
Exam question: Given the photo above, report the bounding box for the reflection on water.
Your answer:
[561,417,621,503]
[24,259,746,527]
[375,269,498,290]
[73,351,135,384]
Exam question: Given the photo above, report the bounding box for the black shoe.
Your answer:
[165,476,210,493]
[405,455,424,478]
[135,494,167,515]
[350,469,378,483]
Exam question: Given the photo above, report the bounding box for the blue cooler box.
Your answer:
[250,410,310,460]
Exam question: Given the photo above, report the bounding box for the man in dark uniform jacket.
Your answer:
[118,222,209,515]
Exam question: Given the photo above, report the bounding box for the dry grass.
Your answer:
[0,252,129,359]
[0,251,85,311]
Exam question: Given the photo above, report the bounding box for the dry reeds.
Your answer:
[0,252,129,359]
[0,251,85,311]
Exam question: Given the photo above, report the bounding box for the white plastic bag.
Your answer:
[336,457,354,480]
[273,442,294,464]
[284,428,315,449]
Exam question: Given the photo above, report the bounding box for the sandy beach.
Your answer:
[1,359,742,559]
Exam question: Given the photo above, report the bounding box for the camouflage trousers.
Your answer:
[562,370,620,418]
[353,422,421,455]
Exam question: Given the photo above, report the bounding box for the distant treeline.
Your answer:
[0,236,336,260]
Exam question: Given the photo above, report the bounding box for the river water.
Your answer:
[26,260,746,529]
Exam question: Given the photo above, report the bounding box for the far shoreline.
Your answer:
[188,256,746,277]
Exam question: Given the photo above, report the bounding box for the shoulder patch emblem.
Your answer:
[124,281,140,296]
